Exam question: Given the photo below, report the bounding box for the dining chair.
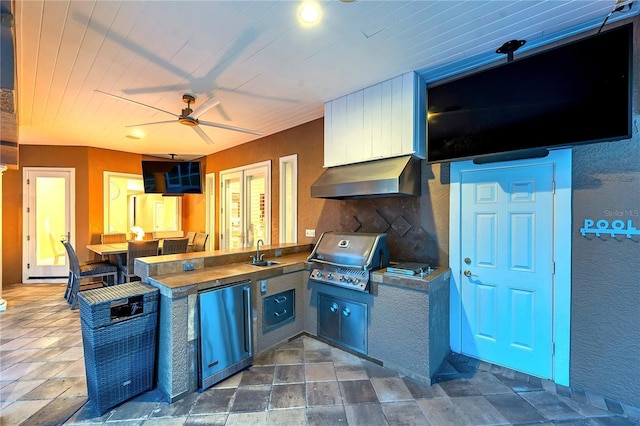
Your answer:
[101,233,128,265]
[193,232,209,252]
[161,237,189,255]
[101,233,127,244]
[118,240,159,283]
[186,231,197,252]
[186,231,196,244]
[62,241,118,310]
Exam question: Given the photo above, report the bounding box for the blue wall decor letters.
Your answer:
[580,218,640,238]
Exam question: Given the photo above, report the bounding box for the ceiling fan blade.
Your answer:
[192,97,221,118]
[125,120,176,128]
[94,90,178,117]
[192,126,214,145]
[199,120,263,136]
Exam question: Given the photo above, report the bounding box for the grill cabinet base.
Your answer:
[317,293,367,354]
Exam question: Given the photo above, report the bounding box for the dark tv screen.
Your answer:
[142,161,203,195]
[426,23,632,163]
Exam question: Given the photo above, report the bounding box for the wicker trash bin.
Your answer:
[78,282,159,416]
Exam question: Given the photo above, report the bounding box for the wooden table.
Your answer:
[87,243,129,256]
[87,240,192,258]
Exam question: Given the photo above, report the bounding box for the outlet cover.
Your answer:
[260,280,267,294]
[183,262,195,271]
[305,229,316,237]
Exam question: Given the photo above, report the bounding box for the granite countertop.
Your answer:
[147,252,312,295]
[146,247,451,297]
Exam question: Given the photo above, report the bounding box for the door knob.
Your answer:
[464,270,478,277]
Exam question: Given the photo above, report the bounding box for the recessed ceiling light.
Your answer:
[299,2,321,25]
[126,130,144,139]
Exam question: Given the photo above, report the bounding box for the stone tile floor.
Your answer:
[1,283,638,425]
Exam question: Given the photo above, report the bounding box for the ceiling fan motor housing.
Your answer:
[180,93,196,122]
[179,116,198,126]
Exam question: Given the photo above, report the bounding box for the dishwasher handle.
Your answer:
[243,285,252,355]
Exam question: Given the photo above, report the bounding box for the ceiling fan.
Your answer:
[95,90,262,144]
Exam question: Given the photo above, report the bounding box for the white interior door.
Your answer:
[460,163,554,379]
[23,168,75,282]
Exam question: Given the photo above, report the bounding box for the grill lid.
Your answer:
[307,232,389,270]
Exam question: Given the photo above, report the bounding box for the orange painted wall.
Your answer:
[1,119,329,284]
[3,146,90,284]
[2,146,144,284]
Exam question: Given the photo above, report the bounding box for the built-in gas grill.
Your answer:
[307,232,390,292]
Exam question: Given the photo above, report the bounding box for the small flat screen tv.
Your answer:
[426,23,632,163]
[142,161,203,195]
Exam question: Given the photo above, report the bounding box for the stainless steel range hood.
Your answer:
[311,155,421,199]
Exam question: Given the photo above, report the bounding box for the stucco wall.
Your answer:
[568,16,640,408]
[570,140,640,406]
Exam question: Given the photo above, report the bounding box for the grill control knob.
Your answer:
[327,273,334,280]
[316,271,323,278]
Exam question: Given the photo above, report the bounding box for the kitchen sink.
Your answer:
[249,260,280,267]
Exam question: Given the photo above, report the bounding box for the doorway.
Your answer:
[449,149,572,385]
[219,161,271,250]
[22,167,75,282]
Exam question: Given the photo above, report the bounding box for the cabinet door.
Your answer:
[324,72,425,167]
[338,299,367,354]
[317,294,340,342]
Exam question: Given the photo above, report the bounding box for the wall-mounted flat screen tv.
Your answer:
[142,161,203,195]
[426,23,632,163]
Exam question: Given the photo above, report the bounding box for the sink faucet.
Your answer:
[253,239,265,264]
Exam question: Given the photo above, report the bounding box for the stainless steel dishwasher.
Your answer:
[198,281,253,390]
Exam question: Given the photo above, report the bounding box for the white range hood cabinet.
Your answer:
[323,71,426,168]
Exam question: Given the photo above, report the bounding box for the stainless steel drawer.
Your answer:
[263,289,295,331]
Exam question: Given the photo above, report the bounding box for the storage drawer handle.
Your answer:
[274,296,287,304]
[274,309,287,317]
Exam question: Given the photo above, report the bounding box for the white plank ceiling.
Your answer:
[13,0,637,159]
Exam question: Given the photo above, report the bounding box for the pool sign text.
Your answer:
[580,218,639,238]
